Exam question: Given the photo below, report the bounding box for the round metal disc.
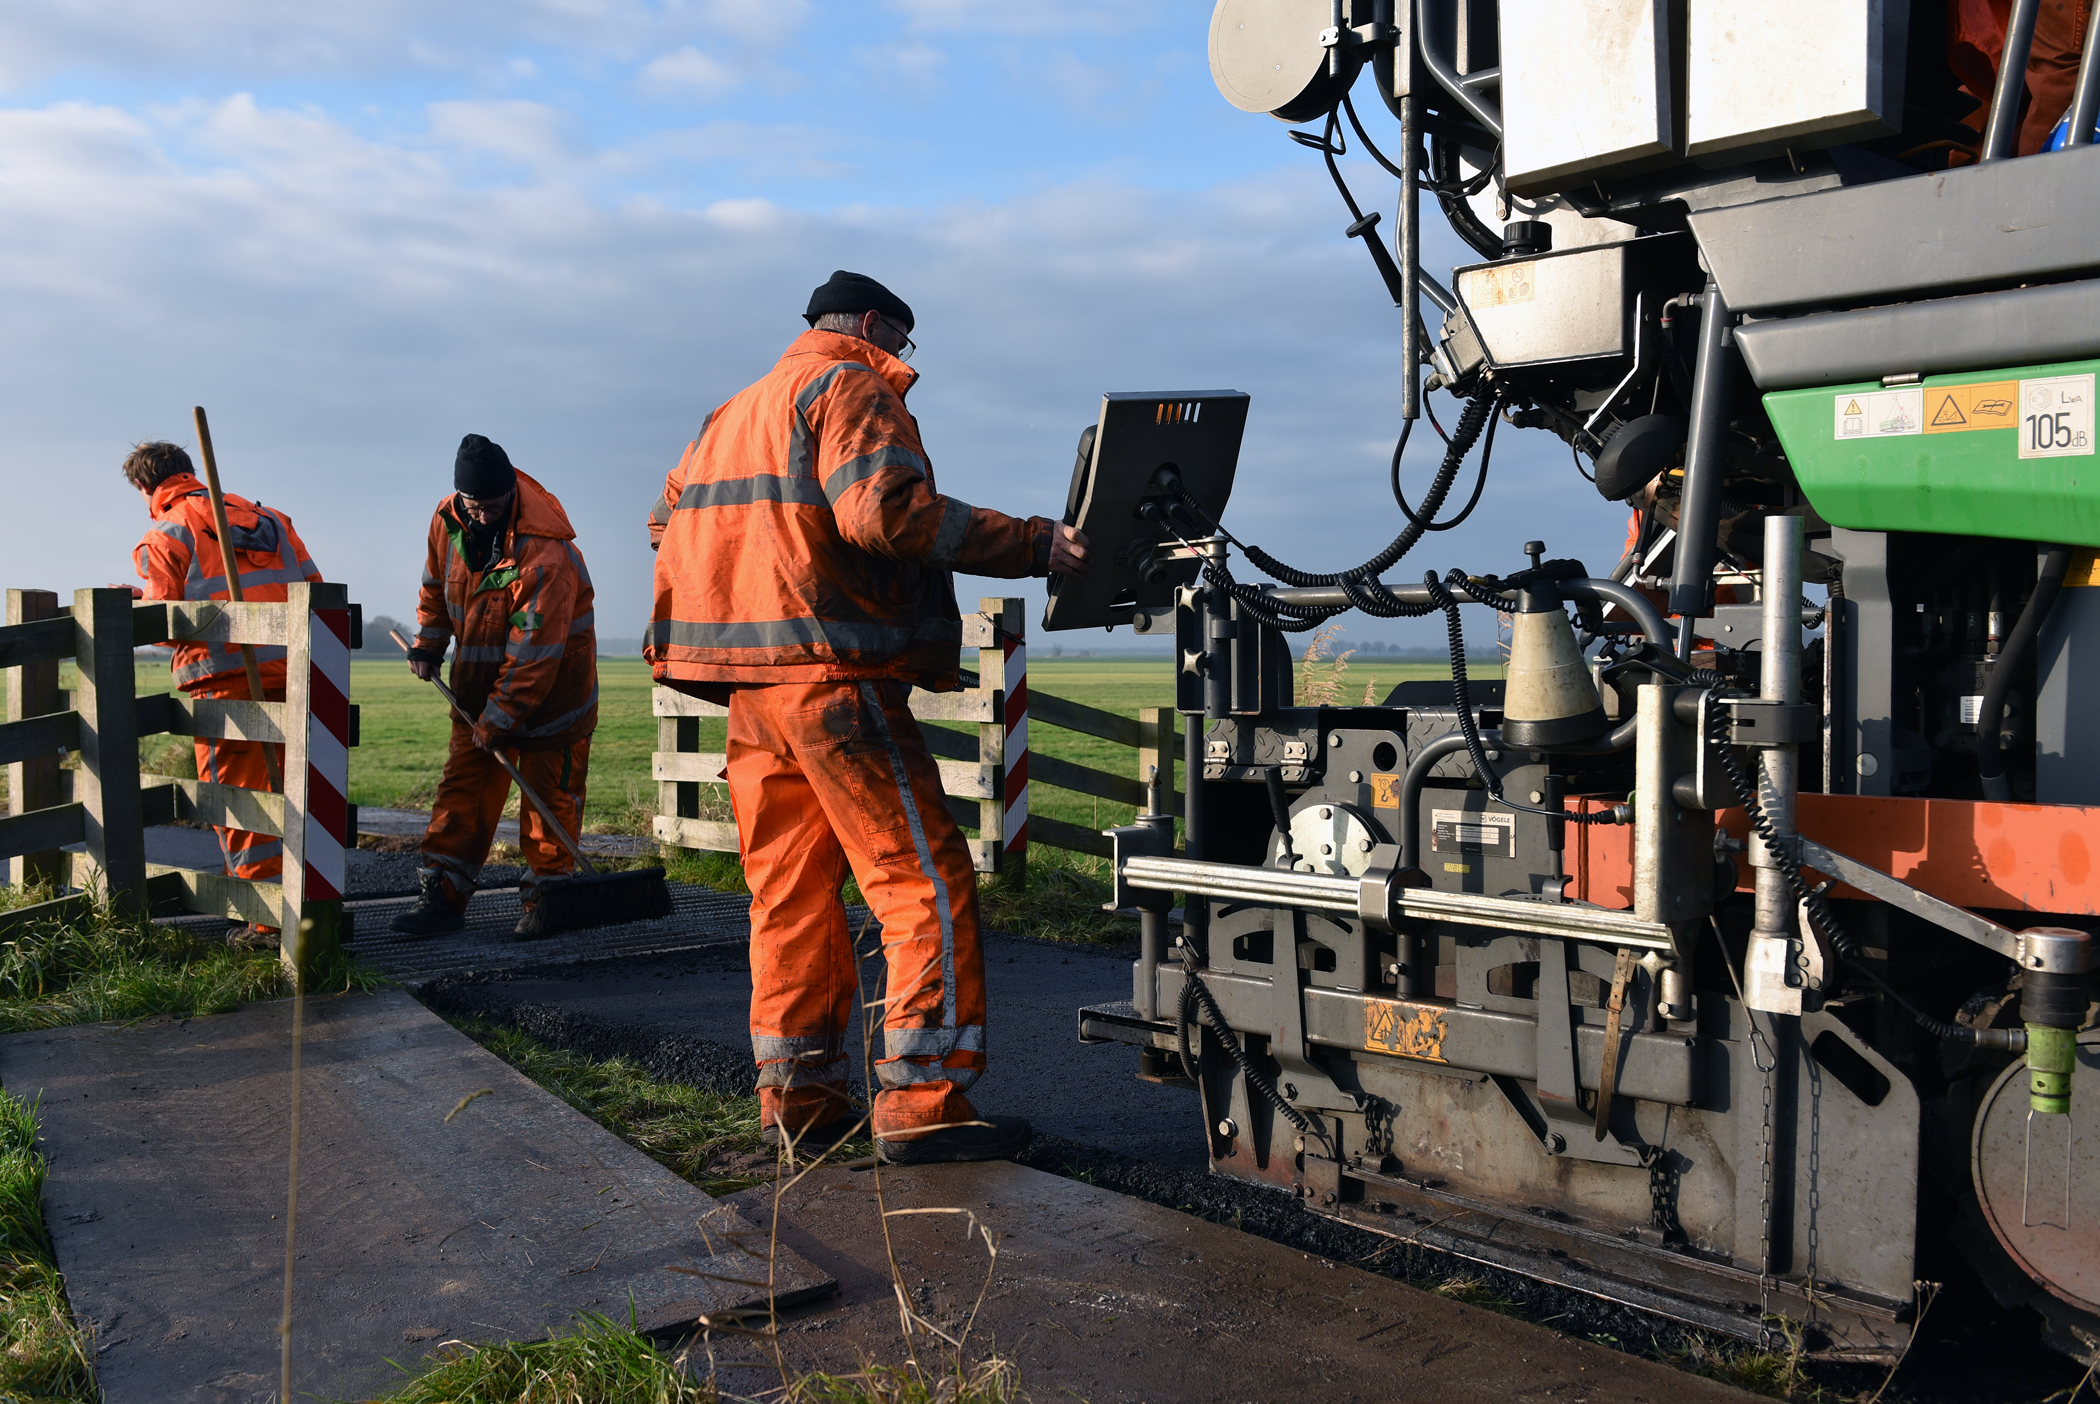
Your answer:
[1971,1028,2100,1315]
[1209,0,1360,122]
[1272,802,1383,877]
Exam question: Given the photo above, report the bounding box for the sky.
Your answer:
[0,0,1631,652]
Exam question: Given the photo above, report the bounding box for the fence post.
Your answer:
[975,597,1027,883]
[72,588,146,913]
[6,590,65,891]
[281,582,352,988]
[1138,706,1179,824]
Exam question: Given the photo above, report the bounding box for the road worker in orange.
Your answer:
[392,434,599,938]
[647,271,1089,1164]
[124,440,322,944]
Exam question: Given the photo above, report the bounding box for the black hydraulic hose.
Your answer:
[1396,391,1498,531]
[1977,546,2073,801]
[1431,125,1502,259]
[1181,969,1332,1153]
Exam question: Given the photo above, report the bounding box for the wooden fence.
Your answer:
[1,585,358,985]
[653,597,1181,876]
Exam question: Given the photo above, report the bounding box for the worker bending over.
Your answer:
[125,441,323,945]
[648,270,1089,1163]
[393,435,599,938]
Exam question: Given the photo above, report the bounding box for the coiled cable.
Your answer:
[1181,969,1335,1156]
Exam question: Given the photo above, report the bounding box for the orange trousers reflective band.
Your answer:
[420,721,590,912]
[729,678,986,1140]
[191,679,288,930]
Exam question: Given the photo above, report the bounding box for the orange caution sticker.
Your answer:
[1369,772,1402,808]
[2066,549,2100,588]
[1365,1001,1448,1062]
[1921,380,2018,435]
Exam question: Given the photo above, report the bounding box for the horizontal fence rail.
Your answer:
[1,586,359,985]
[652,597,1182,876]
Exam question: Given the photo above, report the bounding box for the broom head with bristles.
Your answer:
[514,865,675,938]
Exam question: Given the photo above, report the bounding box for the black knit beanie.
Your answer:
[454,434,516,498]
[803,270,914,333]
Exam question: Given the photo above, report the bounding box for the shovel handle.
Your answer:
[390,628,597,875]
[193,406,283,794]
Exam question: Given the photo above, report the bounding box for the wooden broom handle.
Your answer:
[192,406,283,794]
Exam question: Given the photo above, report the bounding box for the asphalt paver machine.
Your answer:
[1060,0,2100,1363]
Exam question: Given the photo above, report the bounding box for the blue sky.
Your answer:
[0,1,1629,649]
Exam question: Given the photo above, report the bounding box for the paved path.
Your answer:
[709,1159,1757,1404]
[0,991,828,1403]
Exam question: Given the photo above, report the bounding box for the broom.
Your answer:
[391,630,674,936]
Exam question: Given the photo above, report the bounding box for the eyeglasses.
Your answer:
[878,315,916,364]
[458,491,513,518]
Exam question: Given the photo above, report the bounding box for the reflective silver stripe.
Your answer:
[859,681,958,1031]
[823,445,927,505]
[175,642,288,686]
[925,496,974,568]
[675,475,828,510]
[757,1058,851,1089]
[569,610,594,635]
[884,1025,983,1059]
[182,563,310,600]
[222,837,284,869]
[753,1034,842,1061]
[454,645,505,663]
[415,625,448,642]
[565,542,592,588]
[146,518,197,551]
[421,568,442,586]
[792,362,877,482]
[519,682,598,738]
[482,704,516,729]
[651,615,962,654]
[424,853,478,883]
[504,641,565,662]
[876,1059,979,1091]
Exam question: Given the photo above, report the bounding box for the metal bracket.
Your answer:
[1797,837,2018,960]
[1723,697,1819,747]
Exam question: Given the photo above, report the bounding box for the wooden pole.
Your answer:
[192,406,283,792]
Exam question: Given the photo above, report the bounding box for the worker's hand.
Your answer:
[106,585,145,600]
[1048,523,1090,578]
[408,657,437,682]
[471,718,506,753]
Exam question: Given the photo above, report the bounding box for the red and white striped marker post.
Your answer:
[978,598,1028,878]
[280,582,353,986]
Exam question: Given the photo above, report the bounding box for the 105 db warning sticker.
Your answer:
[1430,808,1513,856]
[1834,373,2094,459]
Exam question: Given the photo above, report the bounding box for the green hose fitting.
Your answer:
[2028,1023,2077,1115]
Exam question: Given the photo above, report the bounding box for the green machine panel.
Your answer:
[1766,359,2100,545]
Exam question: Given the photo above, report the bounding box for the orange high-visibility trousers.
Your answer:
[420,720,590,911]
[191,679,287,923]
[727,679,986,1140]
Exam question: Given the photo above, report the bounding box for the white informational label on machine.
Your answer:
[1833,387,1922,440]
[1430,809,1515,855]
[2018,373,2095,459]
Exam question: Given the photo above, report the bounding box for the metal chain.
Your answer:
[1804,1052,1822,1321]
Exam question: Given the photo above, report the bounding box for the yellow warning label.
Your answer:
[1369,773,1402,808]
[1460,261,1535,310]
[1365,1001,1448,1062]
[1922,380,2018,435]
[2066,549,2100,588]
[1842,398,1863,416]
[1443,862,1471,874]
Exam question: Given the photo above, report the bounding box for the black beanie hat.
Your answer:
[803,270,914,333]
[454,434,516,498]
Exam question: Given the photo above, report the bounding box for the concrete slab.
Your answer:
[0,990,830,1404]
[717,1160,1759,1404]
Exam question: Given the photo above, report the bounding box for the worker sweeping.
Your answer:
[393,435,601,938]
[647,270,1089,1162]
[124,438,323,946]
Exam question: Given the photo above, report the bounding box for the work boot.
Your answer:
[876,1114,1032,1165]
[513,894,547,940]
[390,868,466,937]
[227,923,280,951]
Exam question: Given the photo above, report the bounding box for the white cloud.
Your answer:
[855,40,947,96]
[884,0,1142,36]
[638,46,745,101]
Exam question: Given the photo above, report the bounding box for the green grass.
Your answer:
[361,1311,718,1403]
[0,882,383,1035]
[0,1091,95,1402]
[447,1017,852,1197]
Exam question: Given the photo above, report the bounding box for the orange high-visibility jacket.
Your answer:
[413,470,598,750]
[646,330,1052,694]
[133,472,323,692]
